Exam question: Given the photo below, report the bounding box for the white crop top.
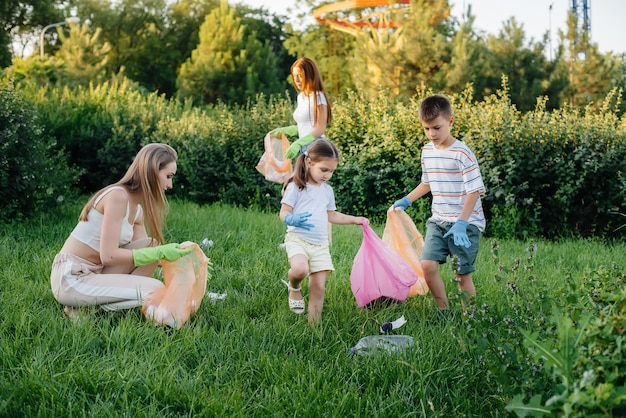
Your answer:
[70,186,141,251]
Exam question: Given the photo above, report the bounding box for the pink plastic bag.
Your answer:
[350,223,418,307]
[141,241,209,329]
[255,132,293,183]
[382,208,429,297]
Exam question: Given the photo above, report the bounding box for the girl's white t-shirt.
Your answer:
[281,181,336,245]
[293,91,327,137]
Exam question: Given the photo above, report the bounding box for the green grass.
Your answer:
[1,200,625,417]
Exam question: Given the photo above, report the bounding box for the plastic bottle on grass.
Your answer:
[349,335,415,356]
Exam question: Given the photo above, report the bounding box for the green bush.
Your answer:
[21,79,185,192]
[456,83,626,238]
[506,267,626,417]
[14,78,626,239]
[0,78,78,223]
[157,93,294,211]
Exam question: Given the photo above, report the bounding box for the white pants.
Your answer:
[50,253,164,311]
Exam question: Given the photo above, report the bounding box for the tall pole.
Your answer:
[39,17,80,57]
[549,3,553,61]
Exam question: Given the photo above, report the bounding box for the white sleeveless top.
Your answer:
[70,186,140,251]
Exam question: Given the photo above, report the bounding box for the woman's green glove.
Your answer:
[285,134,316,159]
[270,125,299,138]
[132,243,194,267]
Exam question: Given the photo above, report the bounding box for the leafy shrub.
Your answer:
[506,267,626,417]
[14,78,626,239]
[21,78,182,192]
[456,82,626,239]
[158,93,294,211]
[0,78,78,223]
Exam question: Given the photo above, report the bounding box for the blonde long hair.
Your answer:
[78,143,177,245]
[291,57,332,126]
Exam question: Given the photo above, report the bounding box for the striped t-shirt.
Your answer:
[421,139,486,231]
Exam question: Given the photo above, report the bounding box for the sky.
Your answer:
[236,0,626,55]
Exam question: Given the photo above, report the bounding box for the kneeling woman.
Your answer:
[50,143,191,317]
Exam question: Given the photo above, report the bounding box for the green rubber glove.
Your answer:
[285,133,316,159]
[132,243,194,267]
[270,125,299,138]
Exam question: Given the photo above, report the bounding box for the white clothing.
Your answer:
[293,91,327,137]
[281,181,336,245]
[50,252,164,311]
[421,139,487,231]
[70,186,140,251]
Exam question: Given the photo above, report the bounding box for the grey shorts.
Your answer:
[420,219,481,275]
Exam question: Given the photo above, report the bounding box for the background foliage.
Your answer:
[0,78,78,223]
[4,77,626,239]
[3,0,625,111]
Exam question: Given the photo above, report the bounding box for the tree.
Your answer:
[55,22,111,86]
[478,18,557,111]
[1,0,66,67]
[440,11,480,94]
[176,0,282,105]
[391,0,454,98]
[69,0,173,93]
[557,11,623,108]
[284,23,356,98]
[237,3,294,90]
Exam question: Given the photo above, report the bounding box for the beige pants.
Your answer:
[50,253,164,311]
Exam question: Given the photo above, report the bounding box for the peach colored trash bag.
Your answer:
[382,208,429,297]
[142,241,209,329]
[255,132,293,183]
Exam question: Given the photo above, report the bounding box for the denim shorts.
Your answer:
[420,219,481,275]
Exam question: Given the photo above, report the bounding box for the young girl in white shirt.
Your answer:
[280,139,367,323]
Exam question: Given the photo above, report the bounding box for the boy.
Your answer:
[392,94,486,313]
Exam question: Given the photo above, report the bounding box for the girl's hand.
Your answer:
[355,217,369,225]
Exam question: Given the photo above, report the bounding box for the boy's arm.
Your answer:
[407,183,431,202]
[393,183,431,209]
[459,191,480,222]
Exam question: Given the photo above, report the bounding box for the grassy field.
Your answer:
[1,200,625,417]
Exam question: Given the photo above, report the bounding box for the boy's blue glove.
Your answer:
[284,212,315,231]
[285,133,315,159]
[270,125,299,138]
[392,196,412,210]
[443,219,471,248]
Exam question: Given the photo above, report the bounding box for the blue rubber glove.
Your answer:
[443,219,471,248]
[392,196,412,210]
[285,133,315,159]
[270,125,299,138]
[284,212,315,231]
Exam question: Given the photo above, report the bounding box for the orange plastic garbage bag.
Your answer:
[382,208,429,297]
[255,132,293,183]
[142,241,209,329]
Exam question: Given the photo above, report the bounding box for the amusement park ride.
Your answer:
[312,0,592,38]
[312,0,410,35]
